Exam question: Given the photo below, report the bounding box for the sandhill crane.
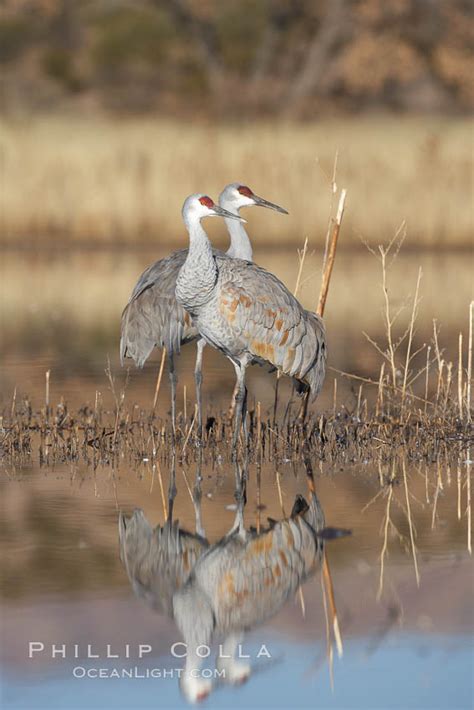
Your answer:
[176,195,326,452]
[120,183,287,435]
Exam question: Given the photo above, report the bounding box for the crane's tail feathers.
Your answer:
[120,334,155,368]
[301,311,327,402]
[120,301,165,368]
[290,492,326,533]
[118,508,153,571]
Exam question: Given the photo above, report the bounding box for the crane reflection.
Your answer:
[119,463,349,703]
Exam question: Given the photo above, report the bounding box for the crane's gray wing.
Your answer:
[120,249,196,366]
[216,259,326,397]
[180,497,323,635]
[120,248,233,367]
[119,509,208,617]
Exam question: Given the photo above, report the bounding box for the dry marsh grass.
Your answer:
[0,115,472,247]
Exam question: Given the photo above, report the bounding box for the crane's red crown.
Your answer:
[238,185,253,197]
[199,196,214,208]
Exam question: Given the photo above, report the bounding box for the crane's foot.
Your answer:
[216,657,251,685]
[180,674,213,704]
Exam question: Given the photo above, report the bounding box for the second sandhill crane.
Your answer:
[120,183,287,434]
[176,195,327,450]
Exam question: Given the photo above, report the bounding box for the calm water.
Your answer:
[1,246,473,708]
[1,458,472,709]
[1,247,472,413]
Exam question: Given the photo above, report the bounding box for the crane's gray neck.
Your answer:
[219,196,253,261]
[176,219,217,312]
[224,217,253,261]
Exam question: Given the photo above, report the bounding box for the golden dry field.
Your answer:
[0,115,472,247]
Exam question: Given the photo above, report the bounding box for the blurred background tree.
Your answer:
[1,0,472,117]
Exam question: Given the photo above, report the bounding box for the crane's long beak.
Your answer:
[252,194,288,214]
[212,204,247,222]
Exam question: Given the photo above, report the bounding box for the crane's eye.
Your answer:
[199,196,214,208]
[238,185,253,197]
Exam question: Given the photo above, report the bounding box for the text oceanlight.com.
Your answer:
[72,667,225,679]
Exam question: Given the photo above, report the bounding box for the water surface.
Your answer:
[1,458,472,709]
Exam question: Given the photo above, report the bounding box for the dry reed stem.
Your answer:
[401,268,422,414]
[319,149,339,276]
[361,222,407,391]
[361,486,385,514]
[377,482,394,601]
[424,346,431,415]
[320,570,335,692]
[376,364,385,417]
[256,468,261,535]
[468,303,473,422]
[322,554,343,658]
[329,367,433,406]
[152,348,167,414]
[402,459,420,587]
[457,463,462,520]
[435,360,444,412]
[45,370,50,411]
[381,249,396,388]
[356,384,363,420]
[297,586,306,618]
[275,470,285,516]
[181,404,197,455]
[256,401,262,535]
[431,477,441,529]
[10,387,16,420]
[467,451,472,555]
[275,469,305,618]
[443,362,453,415]
[294,237,309,297]
[180,468,194,503]
[256,401,262,462]
[317,189,347,318]
[156,462,167,521]
[458,333,463,420]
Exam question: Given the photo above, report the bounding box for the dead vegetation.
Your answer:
[1,299,471,469]
[0,116,472,247]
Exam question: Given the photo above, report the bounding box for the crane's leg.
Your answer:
[194,338,205,441]
[230,360,248,459]
[174,586,214,703]
[297,387,310,423]
[230,459,246,536]
[193,447,205,538]
[168,352,177,442]
[216,632,251,684]
[168,453,177,522]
